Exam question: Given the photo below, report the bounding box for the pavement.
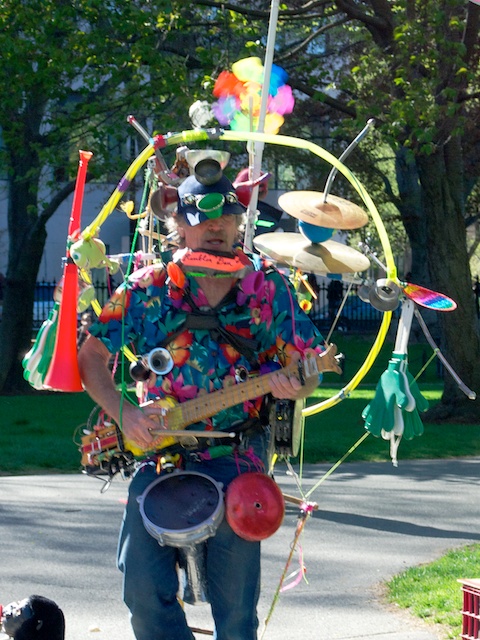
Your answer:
[1,457,479,640]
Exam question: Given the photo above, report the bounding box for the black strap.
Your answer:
[161,286,260,366]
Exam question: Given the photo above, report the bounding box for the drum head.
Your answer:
[138,471,224,547]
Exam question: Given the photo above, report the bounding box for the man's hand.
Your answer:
[269,352,319,400]
[78,335,167,451]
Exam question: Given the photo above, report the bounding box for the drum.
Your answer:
[137,470,225,548]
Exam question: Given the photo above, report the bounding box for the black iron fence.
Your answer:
[33,279,390,333]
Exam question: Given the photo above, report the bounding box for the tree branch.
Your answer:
[291,79,357,118]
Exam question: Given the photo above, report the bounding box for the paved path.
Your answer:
[1,458,479,639]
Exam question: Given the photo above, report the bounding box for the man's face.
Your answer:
[179,213,239,253]
[1,598,34,637]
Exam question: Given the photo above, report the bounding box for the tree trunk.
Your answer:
[0,172,47,393]
[395,147,429,286]
[416,139,480,422]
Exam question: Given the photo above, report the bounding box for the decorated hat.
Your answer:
[177,159,246,227]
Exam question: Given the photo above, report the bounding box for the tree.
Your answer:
[327,0,480,420]
[231,0,480,420]
[1,0,479,423]
[0,0,201,392]
[0,0,268,393]
[197,0,480,420]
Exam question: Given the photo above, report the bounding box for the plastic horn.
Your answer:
[44,150,93,391]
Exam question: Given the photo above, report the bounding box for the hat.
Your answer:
[177,159,245,227]
[3,595,65,640]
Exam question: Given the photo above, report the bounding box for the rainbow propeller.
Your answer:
[402,283,457,311]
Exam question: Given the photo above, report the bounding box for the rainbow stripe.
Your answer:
[403,283,457,311]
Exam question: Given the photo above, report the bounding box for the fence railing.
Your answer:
[34,279,390,333]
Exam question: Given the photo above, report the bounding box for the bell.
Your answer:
[194,159,223,186]
[368,278,401,311]
[150,184,178,219]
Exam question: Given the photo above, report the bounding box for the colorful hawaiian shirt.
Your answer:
[88,253,324,432]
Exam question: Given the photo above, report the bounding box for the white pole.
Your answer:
[243,0,280,251]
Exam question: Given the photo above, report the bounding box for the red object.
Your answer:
[213,70,244,98]
[225,472,285,541]
[44,150,92,392]
[459,579,480,639]
[233,168,270,206]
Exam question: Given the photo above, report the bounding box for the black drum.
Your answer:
[137,470,224,547]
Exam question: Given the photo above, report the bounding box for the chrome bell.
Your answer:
[368,278,401,311]
[147,347,174,376]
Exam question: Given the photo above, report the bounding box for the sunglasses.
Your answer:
[181,191,240,217]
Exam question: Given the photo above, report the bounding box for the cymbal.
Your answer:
[278,191,369,230]
[253,233,370,274]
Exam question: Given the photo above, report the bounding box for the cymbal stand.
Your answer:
[322,118,375,203]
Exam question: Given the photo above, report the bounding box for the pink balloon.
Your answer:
[268,84,295,115]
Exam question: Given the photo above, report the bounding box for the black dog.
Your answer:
[1,595,65,640]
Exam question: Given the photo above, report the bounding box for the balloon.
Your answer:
[213,70,244,98]
[268,84,295,115]
[212,95,239,126]
[231,56,264,83]
[211,56,295,133]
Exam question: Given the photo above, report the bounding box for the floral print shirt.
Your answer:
[88,253,324,432]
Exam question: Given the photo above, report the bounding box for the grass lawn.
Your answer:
[386,544,480,639]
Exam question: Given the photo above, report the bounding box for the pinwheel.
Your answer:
[212,57,294,135]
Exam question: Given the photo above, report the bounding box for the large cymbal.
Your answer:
[278,191,369,230]
[253,233,370,274]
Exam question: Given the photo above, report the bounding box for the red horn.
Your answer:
[44,150,93,392]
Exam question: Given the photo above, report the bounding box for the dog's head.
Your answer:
[1,595,65,640]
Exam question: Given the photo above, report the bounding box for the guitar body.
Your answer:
[268,397,305,458]
[79,397,187,474]
[80,424,140,476]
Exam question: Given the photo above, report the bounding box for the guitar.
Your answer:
[80,343,341,470]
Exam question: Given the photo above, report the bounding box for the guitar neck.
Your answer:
[169,370,281,429]
[164,345,340,431]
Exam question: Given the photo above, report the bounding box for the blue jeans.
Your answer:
[117,434,268,640]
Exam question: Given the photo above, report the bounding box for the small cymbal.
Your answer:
[278,191,369,229]
[253,233,370,274]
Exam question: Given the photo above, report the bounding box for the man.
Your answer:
[78,159,330,640]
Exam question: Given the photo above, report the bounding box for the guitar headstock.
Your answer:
[304,343,343,377]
